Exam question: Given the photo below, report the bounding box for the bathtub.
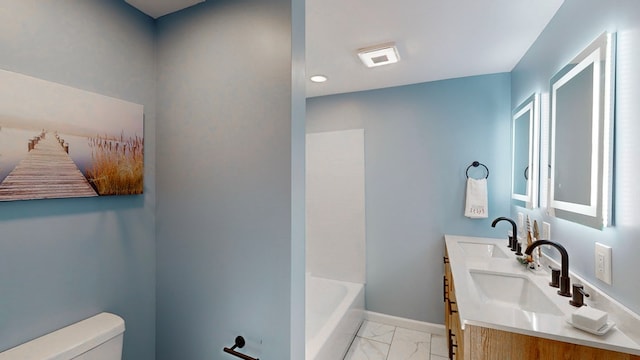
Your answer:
[305,275,365,360]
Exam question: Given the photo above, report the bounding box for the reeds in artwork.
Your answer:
[86,133,143,195]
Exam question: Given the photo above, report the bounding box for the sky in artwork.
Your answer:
[0,69,143,138]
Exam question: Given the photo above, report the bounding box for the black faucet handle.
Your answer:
[549,267,560,288]
[515,242,523,256]
[577,286,590,297]
[570,284,590,307]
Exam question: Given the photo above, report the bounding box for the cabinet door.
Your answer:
[444,254,451,331]
[464,325,640,360]
[449,278,464,359]
[444,248,464,360]
[444,252,453,358]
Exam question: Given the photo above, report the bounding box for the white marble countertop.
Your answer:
[445,234,640,356]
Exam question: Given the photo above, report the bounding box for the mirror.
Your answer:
[548,32,615,229]
[512,94,539,208]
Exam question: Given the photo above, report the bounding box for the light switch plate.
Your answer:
[542,222,551,240]
[518,212,524,229]
[595,242,612,284]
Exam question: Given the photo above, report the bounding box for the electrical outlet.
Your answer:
[542,222,551,240]
[595,242,612,284]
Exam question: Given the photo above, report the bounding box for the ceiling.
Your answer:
[124,0,204,19]
[125,0,564,98]
[306,0,564,98]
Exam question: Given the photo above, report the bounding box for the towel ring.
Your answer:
[466,161,489,179]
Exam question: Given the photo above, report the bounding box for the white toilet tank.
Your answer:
[0,312,125,360]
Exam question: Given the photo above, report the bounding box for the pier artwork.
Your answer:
[0,131,98,201]
[0,68,145,201]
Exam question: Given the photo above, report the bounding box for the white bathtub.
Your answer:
[305,275,365,360]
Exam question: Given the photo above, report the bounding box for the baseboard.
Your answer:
[364,311,446,336]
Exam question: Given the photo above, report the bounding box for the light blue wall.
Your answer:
[307,73,512,323]
[511,0,640,314]
[155,0,305,359]
[0,1,156,359]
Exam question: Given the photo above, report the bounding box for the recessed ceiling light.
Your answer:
[310,75,328,83]
[357,42,400,68]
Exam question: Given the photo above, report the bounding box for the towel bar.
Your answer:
[223,336,259,360]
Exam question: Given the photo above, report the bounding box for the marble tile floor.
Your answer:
[344,320,448,360]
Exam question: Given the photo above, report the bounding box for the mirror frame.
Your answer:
[548,32,615,228]
[512,93,540,208]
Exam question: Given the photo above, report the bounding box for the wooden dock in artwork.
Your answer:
[0,132,97,201]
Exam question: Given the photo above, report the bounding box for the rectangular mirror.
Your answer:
[512,93,540,209]
[548,32,615,229]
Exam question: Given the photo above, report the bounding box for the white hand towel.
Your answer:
[465,178,488,218]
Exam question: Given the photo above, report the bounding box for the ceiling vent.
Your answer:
[357,42,400,68]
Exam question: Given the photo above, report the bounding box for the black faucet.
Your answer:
[525,240,572,297]
[491,217,518,251]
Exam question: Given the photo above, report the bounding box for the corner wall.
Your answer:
[307,73,512,323]
[155,0,305,358]
[0,2,157,359]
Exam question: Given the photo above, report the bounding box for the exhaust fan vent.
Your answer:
[357,42,400,68]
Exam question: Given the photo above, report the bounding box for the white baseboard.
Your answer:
[364,311,446,336]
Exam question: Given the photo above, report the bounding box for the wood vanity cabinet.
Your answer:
[444,249,464,360]
[443,247,640,360]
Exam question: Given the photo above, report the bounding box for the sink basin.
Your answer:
[458,242,509,258]
[469,270,563,315]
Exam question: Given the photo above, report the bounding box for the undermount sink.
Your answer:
[458,242,509,258]
[469,270,563,316]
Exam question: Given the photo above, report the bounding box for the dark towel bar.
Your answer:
[224,336,259,360]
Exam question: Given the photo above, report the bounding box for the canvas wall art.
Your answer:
[0,69,144,201]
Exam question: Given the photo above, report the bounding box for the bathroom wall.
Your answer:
[307,73,512,324]
[0,2,156,359]
[511,0,640,314]
[155,0,305,359]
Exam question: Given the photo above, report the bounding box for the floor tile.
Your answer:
[430,334,448,358]
[357,320,396,344]
[387,327,430,360]
[344,336,390,360]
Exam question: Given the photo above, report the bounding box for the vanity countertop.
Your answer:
[445,234,640,356]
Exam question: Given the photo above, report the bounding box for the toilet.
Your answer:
[0,312,125,360]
